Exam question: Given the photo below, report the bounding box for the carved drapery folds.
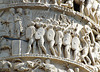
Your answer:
[0,1,100,72]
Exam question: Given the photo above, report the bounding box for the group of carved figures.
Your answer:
[0,59,80,72]
[25,20,100,66]
[0,7,100,66]
[1,0,100,25]
[0,8,23,38]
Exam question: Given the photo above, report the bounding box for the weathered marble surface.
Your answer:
[0,0,100,72]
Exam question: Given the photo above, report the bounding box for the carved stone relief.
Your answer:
[0,1,100,72]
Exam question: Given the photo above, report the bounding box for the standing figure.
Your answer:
[83,24,95,44]
[24,9,33,30]
[15,8,23,38]
[72,34,81,61]
[35,23,46,54]
[81,34,91,65]
[7,8,15,37]
[46,25,56,56]
[55,26,63,57]
[26,23,36,54]
[0,14,9,36]
[63,30,72,58]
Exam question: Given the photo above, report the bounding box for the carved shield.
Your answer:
[72,36,80,50]
[26,26,35,39]
[46,29,55,41]
[63,33,72,45]
[35,27,45,39]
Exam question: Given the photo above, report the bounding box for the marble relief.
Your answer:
[0,0,100,72]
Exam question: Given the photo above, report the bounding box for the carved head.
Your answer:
[27,61,34,68]
[47,25,53,29]
[45,59,50,64]
[47,19,51,24]
[84,25,91,33]
[34,17,40,22]
[17,8,23,14]
[87,22,92,28]
[25,9,30,14]
[9,8,15,14]
[56,26,64,31]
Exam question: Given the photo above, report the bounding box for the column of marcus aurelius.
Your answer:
[0,0,100,72]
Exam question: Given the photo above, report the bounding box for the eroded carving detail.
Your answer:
[0,1,100,71]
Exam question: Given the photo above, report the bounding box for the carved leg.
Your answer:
[89,51,95,65]
[95,14,100,24]
[16,22,22,38]
[50,40,56,56]
[86,56,91,65]
[74,50,79,61]
[38,40,42,54]
[39,37,46,54]
[57,43,62,57]
[9,23,14,37]
[17,29,20,38]
[26,38,34,54]
[82,56,87,64]
[99,19,100,25]
[65,45,70,59]
[94,13,98,24]
[33,40,36,53]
